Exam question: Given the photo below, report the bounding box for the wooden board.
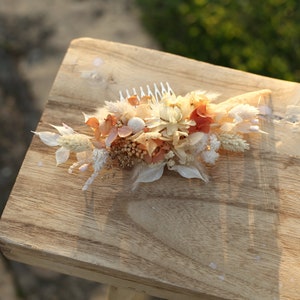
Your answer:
[1,38,300,300]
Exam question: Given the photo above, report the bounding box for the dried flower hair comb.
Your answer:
[33,82,271,190]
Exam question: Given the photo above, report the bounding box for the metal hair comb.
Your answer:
[119,82,174,102]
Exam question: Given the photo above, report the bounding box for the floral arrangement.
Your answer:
[33,84,271,190]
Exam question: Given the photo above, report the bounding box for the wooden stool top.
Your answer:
[1,38,300,300]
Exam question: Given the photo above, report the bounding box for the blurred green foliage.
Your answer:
[136,0,300,81]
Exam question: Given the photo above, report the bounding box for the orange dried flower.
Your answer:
[188,101,213,134]
[86,117,101,140]
[127,95,139,106]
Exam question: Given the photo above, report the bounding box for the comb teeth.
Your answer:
[119,82,174,103]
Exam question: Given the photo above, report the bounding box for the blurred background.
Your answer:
[137,0,300,81]
[1,0,299,299]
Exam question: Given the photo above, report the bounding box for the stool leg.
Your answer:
[107,286,151,300]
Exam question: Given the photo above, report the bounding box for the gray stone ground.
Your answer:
[0,0,160,299]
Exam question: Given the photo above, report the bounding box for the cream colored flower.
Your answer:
[33,123,93,165]
[173,132,207,164]
[104,99,136,123]
[146,94,195,142]
[200,134,220,164]
[82,148,109,191]
[131,131,162,156]
[218,132,250,152]
[209,97,265,134]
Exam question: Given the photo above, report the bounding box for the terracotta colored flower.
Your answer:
[142,139,170,164]
[127,95,139,106]
[188,101,213,134]
[86,114,114,138]
[100,114,117,136]
[85,116,101,139]
[105,125,132,147]
[86,114,132,147]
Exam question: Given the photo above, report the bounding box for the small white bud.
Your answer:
[249,125,260,132]
[79,163,89,172]
[128,117,145,133]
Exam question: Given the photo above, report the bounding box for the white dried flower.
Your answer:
[165,150,175,159]
[104,100,135,121]
[33,123,93,165]
[208,134,221,151]
[201,149,219,164]
[228,104,259,122]
[57,134,92,152]
[82,148,109,191]
[199,134,221,164]
[167,159,175,168]
[218,133,250,152]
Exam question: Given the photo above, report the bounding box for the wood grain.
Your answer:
[1,38,300,300]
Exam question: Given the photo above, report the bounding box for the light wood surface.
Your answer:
[1,38,300,300]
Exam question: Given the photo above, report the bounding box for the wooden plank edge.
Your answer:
[0,237,224,300]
